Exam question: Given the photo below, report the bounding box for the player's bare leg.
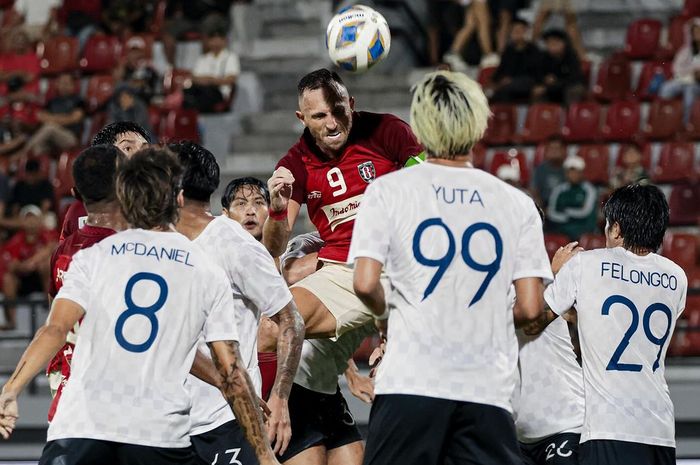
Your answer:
[291,287,337,338]
[283,444,327,465]
[328,441,363,465]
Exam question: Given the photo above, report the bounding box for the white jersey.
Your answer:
[49,229,238,448]
[187,216,292,436]
[348,163,553,410]
[545,247,687,447]
[513,316,584,442]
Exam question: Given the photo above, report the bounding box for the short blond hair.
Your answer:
[410,71,491,160]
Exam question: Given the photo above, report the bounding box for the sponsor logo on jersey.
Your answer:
[321,194,363,231]
[308,190,322,200]
[357,161,376,183]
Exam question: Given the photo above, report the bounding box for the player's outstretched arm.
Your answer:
[0,299,84,439]
[190,349,222,388]
[354,257,386,318]
[209,340,280,465]
[263,167,298,258]
[267,302,304,455]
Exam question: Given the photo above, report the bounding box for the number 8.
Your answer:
[115,272,168,353]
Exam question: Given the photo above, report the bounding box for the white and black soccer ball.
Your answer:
[326,5,391,73]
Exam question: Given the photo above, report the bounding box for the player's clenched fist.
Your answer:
[0,390,18,440]
[267,167,295,214]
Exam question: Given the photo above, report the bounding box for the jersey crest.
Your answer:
[357,161,376,183]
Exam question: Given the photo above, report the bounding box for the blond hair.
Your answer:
[410,71,491,160]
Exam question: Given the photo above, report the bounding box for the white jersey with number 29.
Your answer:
[545,247,687,447]
[348,163,553,411]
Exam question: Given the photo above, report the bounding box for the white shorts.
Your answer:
[292,261,389,339]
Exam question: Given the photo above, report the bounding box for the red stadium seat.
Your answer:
[662,232,698,270]
[483,104,517,146]
[653,142,696,183]
[686,100,700,140]
[80,34,122,73]
[666,15,689,57]
[53,150,80,200]
[562,102,602,143]
[684,0,700,17]
[614,143,652,170]
[43,76,78,104]
[37,36,79,75]
[624,19,662,59]
[518,103,563,144]
[87,111,107,143]
[544,233,571,260]
[472,143,487,169]
[163,68,193,95]
[681,294,700,356]
[634,61,673,101]
[577,144,610,185]
[477,66,497,88]
[669,183,700,225]
[85,75,115,113]
[579,233,606,250]
[593,58,631,102]
[148,106,162,138]
[601,100,641,142]
[688,267,700,290]
[490,149,530,185]
[644,99,684,141]
[162,109,200,142]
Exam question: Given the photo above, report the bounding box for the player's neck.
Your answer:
[426,154,473,168]
[176,202,214,240]
[85,203,127,232]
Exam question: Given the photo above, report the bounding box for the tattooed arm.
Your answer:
[1,298,83,439]
[521,303,559,336]
[190,349,222,388]
[208,340,280,465]
[268,301,304,455]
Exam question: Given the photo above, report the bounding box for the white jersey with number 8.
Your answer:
[545,247,687,447]
[348,163,553,411]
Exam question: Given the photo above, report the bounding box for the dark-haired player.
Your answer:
[527,183,687,465]
[170,142,304,462]
[265,68,422,340]
[59,121,150,241]
[46,144,127,422]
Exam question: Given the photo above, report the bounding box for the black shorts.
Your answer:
[579,439,675,465]
[278,383,362,462]
[191,420,258,465]
[520,432,580,465]
[362,394,522,465]
[39,438,195,465]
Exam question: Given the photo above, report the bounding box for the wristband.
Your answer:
[374,308,389,320]
[268,207,288,221]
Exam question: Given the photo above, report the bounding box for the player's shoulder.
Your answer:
[202,216,260,245]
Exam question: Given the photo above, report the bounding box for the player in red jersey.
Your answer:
[264,69,422,339]
[59,122,149,241]
[47,144,127,421]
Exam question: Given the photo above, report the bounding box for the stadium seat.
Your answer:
[624,19,662,59]
[544,233,571,260]
[684,0,700,17]
[149,106,162,137]
[85,75,115,113]
[163,68,193,95]
[601,100,641,142]
[688,266,700,290]
[518,103,563,144]
[653,142,696,183]
[562,102,602,143]
[577,145,610,185]
[643,99,684,141]
[614,143,652,170]
[38,36,79,75]
[681,294,700,356]
[87,111,107,143]
[477,66,497,88]
[80,34,122,73]
[665,15,689,57]
[669,183,700,225]
[634,61,673,101]
[579,233,606,250]
[472,143,487,169]
[53,150,80,200]
[662,232,698,271]
[686,100,700,140]
[593,58,631,102]
[490,150,530,186]
[59,0,102,24]
[483,104,517,146]
[162,109,200,142]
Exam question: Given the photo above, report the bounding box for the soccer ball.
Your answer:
[326,5,391,73]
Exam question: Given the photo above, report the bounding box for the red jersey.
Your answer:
[1,229,57,264]
[59,200,87,242]
[277,112,421,262]
[46,224,115,421]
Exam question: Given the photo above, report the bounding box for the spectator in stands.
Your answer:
[184,26,240,113]
[496,164,524,190]
[101,0,155,38]
[107,85,153,135]
[0,30,41,103]
[0,205,57,330]
[531,135,567,208]
[17,73,84,158]
[443,0,499,71]
[4,0,61,42]
[494,0,526,54]
[491,18,541,102]
[9,159,55,217]
[427,0,468,67]
[113,37,160,104]
[532,0,586,60]
[0,117,29,157]
[546,155,598,240]
[659,17,700,124]
[162,0,233,66]
[532,29,586,104]
[609,143,649,190]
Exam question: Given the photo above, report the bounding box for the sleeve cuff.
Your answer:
[204,332,240,344]
[544,290,569,316]
[53,294,88,314]
[347,250,387,266]
[512,268,554,286]
[262,294,293,318]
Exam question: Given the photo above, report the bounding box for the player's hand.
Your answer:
[267,167,294,214]
[258,396,271,423]
[552,241,584,275]
[0,391,18,440]
[346,369,374,404]
[265,393,291,455]
[368,342,386,379]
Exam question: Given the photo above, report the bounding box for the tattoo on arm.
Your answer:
[522,304,558,336]
[270,304,305,400]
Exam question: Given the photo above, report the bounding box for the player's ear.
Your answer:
[222,208,230,218]
[176,190,184,208]
[295,111,305,126]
